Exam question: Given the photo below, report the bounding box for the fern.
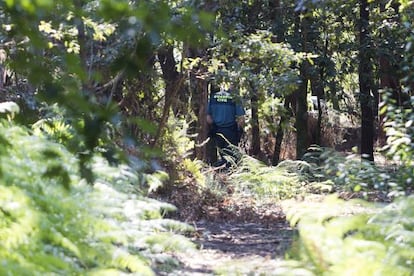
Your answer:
[284,195,414,275]
[144,233,196,253]
[112,249,154,275]
[0,118,195,274]
[229,155,307,200]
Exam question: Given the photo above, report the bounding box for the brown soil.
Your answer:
[153,173,296,275]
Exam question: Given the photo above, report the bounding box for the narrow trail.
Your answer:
[154,154,395,275]
[163,207,294,275]
[155,177,297,275]
[167,219,294,275]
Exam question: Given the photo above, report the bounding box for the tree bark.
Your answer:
[269,0,285,42]
[296,64,309,159]
[195,76,213,163]
[295,10,310,159]
[269,0,288,165]
[250,84,261,156]
[272,98,290,165]
[310,65,325,146]
[187,46,214,163]
[358,0,375,162]
[151,45,184,147]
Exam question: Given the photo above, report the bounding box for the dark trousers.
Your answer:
[211,123,242,165]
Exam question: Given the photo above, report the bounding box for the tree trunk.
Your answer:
[358,0,375,162]
[250,84,261,156]
[270,0,288,166]
[295,10,310,159]
[189,0,218,163]
[196,76,214,163]
[315,33,329,146]
[296,64,309,159]
[158,45,180,103]
[272,98,290,165]
[269,0,285,42]
[187,46,215,163]
[151,46,183,147]
[310,68,324,145]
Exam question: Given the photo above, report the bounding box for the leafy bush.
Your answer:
[381,92,414,194]
[302,146,394,195]
[311,92,413,196]
[229,155,309,200]
[160,115,207,189]
[284,195,414,275]
[0,118,194,275]
[303,93,413,198]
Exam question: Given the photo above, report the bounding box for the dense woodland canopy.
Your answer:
[0,0,413,275]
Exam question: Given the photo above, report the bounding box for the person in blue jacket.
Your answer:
[207,84,245,167]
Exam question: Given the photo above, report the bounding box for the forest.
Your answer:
[0,0,413,275]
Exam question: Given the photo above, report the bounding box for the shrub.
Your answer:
[0,118,194,275]
[284,195,414,275]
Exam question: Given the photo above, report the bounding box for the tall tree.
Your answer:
[295,10,310,159]
[358,0,375,162]
[250,81,261,156]
[270,0,289,165]
[152,45,183,147]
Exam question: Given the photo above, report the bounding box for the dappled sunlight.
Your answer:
[0,0,413,274]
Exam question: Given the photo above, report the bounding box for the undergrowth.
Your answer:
[216,146,414,275]
[283,195,414,275]
[0,118,194,275]
[228,155,323,200]
[306,147,393,192]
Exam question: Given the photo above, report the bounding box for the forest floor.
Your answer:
[154,155,393,275]
[154,172,307,275]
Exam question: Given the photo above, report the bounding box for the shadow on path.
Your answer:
[193,220,294,259]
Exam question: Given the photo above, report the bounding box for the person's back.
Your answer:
[208,90,242,127]
[207,88,245,167]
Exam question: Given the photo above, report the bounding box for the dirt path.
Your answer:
[153,156,395,275]
[157,194,296,275]
[162,218,294,275]
[153,172,301,275]
[194,220,292,258]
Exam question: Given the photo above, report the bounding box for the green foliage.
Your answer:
[0,0,215,182]
[229,155,309,200]
[303,147,395,194]
[32,104,76,147]
[158,115,210,189]
[308,81,412,197]
[162,116,195,160]
[208,30,301,96]
[0,119,194,274]
[284,195,414,275]
[369,196,414,268]
[380,91,414,193]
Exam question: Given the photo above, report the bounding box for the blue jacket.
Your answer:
[207,90,245,128]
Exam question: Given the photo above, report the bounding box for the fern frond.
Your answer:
[144,233,196,253]
[0,120,193,275]
[112,249,154,275]
[229,155,305,200]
